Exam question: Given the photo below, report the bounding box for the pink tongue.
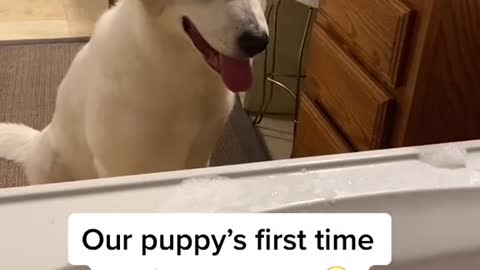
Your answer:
[219,55,253,93]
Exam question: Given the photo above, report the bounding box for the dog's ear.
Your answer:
[139,0,168,16]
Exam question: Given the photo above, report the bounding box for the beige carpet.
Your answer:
[0,38,270,188]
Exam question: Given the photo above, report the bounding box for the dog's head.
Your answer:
[140,0,269,92]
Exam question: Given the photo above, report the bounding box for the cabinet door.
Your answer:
[305,25,393,150]
[317,0,412,87]
[293,93,353,158]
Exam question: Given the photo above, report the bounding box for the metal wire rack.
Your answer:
[251,0,315,125]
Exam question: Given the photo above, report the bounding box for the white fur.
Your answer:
[0,0,268,185]
[0,124,39,162]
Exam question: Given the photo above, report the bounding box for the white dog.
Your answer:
[0,0,269,185]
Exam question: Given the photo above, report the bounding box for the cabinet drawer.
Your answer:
[306,25,393,150]
[293,93,353,158]
[317,0,412,87]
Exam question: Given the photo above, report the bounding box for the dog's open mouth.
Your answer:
[182,17,253,93]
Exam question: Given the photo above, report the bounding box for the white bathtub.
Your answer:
[1,140,480,269]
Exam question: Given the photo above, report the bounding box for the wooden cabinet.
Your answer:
[293,0,480,157]
[306,26,393,150]
[317,0,412,87]
[293,92,353,157]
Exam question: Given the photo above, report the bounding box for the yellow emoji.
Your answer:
[328,267,345,270]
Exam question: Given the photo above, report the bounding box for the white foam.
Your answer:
[156,148,480,213]
[470,170,480,186]
[419,144,467,169]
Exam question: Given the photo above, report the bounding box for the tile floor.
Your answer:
[255,116,294,160]
[0,0,294,160]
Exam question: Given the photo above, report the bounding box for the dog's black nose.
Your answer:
[238,31,269,57]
